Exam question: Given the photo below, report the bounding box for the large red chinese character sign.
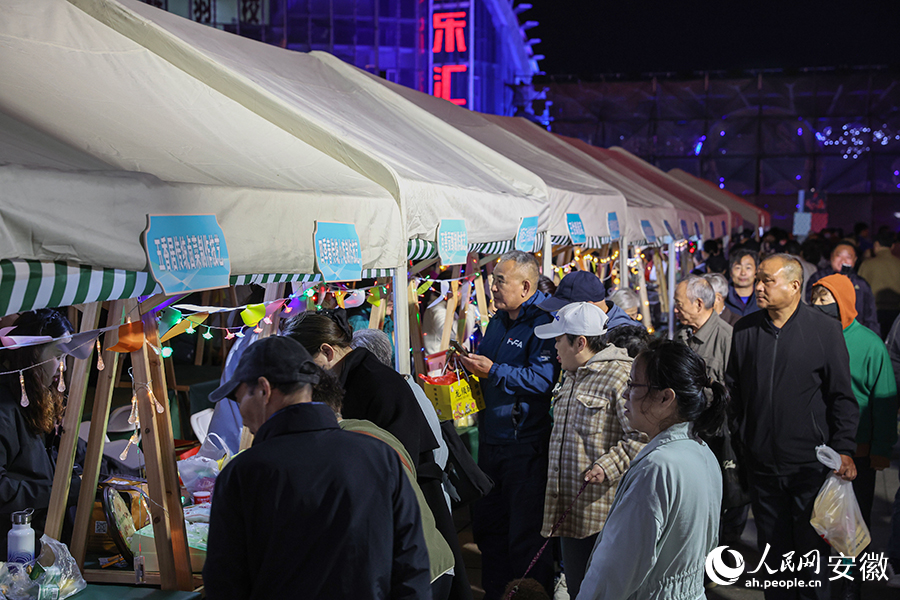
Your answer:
[429,2,473,108]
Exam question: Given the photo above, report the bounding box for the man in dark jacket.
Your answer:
[204,336,430,600]
[805,241,880,336]
[459,251,559,599]
[728,254,858,599]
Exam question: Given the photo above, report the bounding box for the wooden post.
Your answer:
[44,302,102,540]
[193,291,211,366]
[70,300,128,568]
[471,254,490,336]
[653,248,669,316]
[439,266,461,351]
[407,280,426,377]
[131,301,192,591]
[634,253,653,331]
[260,283,286,338]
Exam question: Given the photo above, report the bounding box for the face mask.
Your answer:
[814,302,840,321]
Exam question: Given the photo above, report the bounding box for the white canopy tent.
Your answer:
[354,74,627,253]
[667,169,770,230]
[3,0,557,372]
[0,0,402,283]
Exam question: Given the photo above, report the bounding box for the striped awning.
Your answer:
[407,233,548,262]
[550,235,607,248]
[0,260,396,317]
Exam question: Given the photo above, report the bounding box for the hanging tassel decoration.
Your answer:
[57,360,66,393]
[96,339,105,371]
[19,372,28,408]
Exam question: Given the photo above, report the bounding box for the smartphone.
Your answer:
[449,340,469,357]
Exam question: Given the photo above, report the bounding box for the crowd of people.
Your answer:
[1,225,900,600]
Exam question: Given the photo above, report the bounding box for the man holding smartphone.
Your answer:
[458,251,559,599]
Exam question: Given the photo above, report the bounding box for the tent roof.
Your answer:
[667,169,770,229]
[597,148,733,240]
[84,0,550,246]
[0,0,402,275]
[355,75,625,245]
[551,135,698,243]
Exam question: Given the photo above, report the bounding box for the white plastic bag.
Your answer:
[177,455,219,496]
[809,445,871,557]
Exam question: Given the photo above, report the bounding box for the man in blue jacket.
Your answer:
[460,251,559,599]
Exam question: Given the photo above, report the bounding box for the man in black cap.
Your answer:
[539,270,635,330]
[203,336,431,600]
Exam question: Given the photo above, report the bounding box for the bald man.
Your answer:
[727,254,859,599]
[459,250,559,599]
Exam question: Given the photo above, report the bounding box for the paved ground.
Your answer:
[458,460,900,599]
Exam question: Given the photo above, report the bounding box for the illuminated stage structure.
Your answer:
[547,68,900,231]
[143,0,545,117]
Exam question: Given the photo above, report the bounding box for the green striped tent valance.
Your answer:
[550,235,607,248]
[407,233,548,261]
[0,259,160,318]
[0,260,396,317]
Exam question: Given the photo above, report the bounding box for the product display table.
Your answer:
[74,585,201,599]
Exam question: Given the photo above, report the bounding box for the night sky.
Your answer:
[527,0,897,77]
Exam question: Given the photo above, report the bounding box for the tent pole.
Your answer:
[619,237,628,290]
[393,264,411,375]
[668,240,676,340]
[542,231,552,276]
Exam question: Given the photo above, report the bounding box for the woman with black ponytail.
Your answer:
[578,340,726,600]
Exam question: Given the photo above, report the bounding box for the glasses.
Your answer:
[625,379,656,392]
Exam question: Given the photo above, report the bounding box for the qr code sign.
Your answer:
[94,521,108,534]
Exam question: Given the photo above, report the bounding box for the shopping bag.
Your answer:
[809,445,871,557]
[419,357,485,421]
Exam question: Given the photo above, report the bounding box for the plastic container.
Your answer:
[8,508,35,567]
[192,491,211,506]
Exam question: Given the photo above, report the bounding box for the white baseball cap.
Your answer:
[534,302,608,339]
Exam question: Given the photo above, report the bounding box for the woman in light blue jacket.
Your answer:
[578,340,725,600]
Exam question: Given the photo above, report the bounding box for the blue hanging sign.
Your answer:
[607,212,621,241]
[680,219,690,239]
[314,221,363,282]
[694,222,702,239]
[663,220,676,239]
[515,216,539,252]
[566,213,587,245]
[722,220,728,237]
[709,221,716,239]
[640,220,657,244]
[143,214,231,294]
[437,219,468,266]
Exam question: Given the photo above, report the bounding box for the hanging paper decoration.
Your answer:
[263,300,287,325]
[57,330,102,360]
[334,291,346,309]
[240,304,266,328]
[367,287,381,307]
[106,321,145,353]
[417,279,433,295]
[0,326,54,349]
[343,290,366,309]
[157,307,183,339]
[160,313,209,343]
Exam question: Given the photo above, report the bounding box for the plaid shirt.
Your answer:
[542,345,648,539]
